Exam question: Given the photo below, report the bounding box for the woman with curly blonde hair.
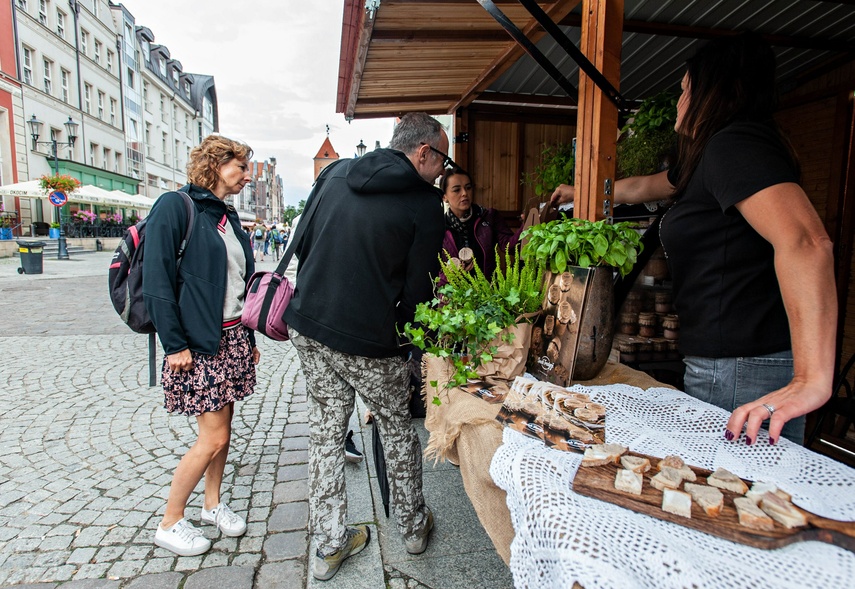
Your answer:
[143,134,259,556]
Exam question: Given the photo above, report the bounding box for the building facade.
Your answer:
[233,158,281,223]
[1,0,23,188]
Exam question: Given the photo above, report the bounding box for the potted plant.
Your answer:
[404,247,545,404]
[38,173,81,195]
[520,218,643,380]
[49,221,61,239]
[616,90,677,179]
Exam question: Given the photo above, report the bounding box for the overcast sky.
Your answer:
[124,0,396,207]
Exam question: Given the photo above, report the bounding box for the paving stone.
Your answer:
[268,502,308,532]
[183,566,254,589]
[140,556,175,574]
[255,561,305,589]
[62,579,121,588]
[124,572,184,589]
[280,436,309,452]
[264,531,309,561]
[278,450,308,466]
[105,559,146,578]
[277,464,309,481]
[273,480,309,503]
[2,584,58,589]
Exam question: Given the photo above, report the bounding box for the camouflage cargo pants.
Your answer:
[290,331,431,556]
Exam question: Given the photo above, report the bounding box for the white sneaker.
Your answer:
[154,518,211,556]
[200,502,247,537]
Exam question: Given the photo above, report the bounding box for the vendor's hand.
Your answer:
[550,184,575,208]
[252,346,261,364]
[726,379,832,445]
[167,349,193,372]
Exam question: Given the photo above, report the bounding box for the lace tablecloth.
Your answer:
[490,384,855,589]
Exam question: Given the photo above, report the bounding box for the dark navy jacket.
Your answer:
[143,184,255,356]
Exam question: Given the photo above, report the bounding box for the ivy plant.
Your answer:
[403,247,544,403]
[520,218,643,277]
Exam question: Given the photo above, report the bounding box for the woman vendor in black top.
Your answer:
[550,33,837,446]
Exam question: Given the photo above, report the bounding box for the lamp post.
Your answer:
[356,139,367,157]
[28,115,78,260]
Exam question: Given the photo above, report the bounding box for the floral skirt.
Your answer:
[162,325,256,416]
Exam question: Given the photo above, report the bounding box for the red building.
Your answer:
[0,0,23,234]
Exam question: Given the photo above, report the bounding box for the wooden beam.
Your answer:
[343,6,377,120]
[574,0,623,222]
[474,91,578,107]
[451,1,582,113]
[372,29,510,42]
[560,14,855,53]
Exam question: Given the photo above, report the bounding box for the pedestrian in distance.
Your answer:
[143,135,260,557]
[252,222,265,262]
[271,228,283,261]
[284,112,447,581]
[264,225,272,257]
[551,33,837,446]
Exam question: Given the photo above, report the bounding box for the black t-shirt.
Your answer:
[659,121,800,358]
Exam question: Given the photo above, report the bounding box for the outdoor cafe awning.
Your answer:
[0,180,152,209]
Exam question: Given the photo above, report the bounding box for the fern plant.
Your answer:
[403,247,544,403]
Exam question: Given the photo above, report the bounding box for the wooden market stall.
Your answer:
[337,0,855,405]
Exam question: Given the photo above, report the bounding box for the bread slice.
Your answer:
[614,468,643,496]
[620,455,651,474]
[733,497,775,531]
[658,455,686,471]
[684,482,724,517]
[580,442,628,467]
[759,492,807,529]
[650,467,684,491]
[662,488,692,518]
[746,481,778,505]
[544,412,595,444]
[706,467,749,495]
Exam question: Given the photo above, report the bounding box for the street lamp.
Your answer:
[28,115,78,260]
[356,139,367,157]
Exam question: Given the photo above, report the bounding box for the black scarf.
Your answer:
[445,203,482,250]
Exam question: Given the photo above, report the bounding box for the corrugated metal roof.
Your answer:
[339,0,855,118]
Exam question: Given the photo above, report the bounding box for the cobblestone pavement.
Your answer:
[0,253,513,589]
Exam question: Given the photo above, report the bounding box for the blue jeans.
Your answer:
[682,350,804,444]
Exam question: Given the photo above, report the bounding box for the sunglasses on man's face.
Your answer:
[421,143,455,169]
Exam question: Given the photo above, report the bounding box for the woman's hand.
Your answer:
[550,184,575,208]
[726,379,832,445]
[166,349,193,372]
[252,347,261,364]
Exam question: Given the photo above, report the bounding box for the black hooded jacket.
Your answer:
[283,149,444,357]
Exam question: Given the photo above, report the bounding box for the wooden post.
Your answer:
[574,0,624,222]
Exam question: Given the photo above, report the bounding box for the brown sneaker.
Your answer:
[404,509,434,555]
[312,525,371,581]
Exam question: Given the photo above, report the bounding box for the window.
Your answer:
[158,58,166,77]
[15,1,27,11]
[142,81,149,110]
[142,40,150,62]
[160,95,166,122]
[185,113,190,136]
[126,67,134,87]
[89,142,97,166]
[43,58,52,94]
[22,47,33,85]
[56,10,65,38]
[94,40,101,64]
[92,0,98,17]
[175,139,180,165]
[115,152,122,173]
[60,68,69,103]
[184,80,190,95]
[106,50,113,73]
[145,122,151,155]
[110,98,116,125]
[80,30,88,56]
[84,83,92,114]
[147,173,157,187]
[172,69,179,85]
[162,132,168,164]
[97,91,104,119]
[38,0,47,26]
[102,147,109,170]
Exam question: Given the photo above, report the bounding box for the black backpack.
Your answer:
[109,191,195,334]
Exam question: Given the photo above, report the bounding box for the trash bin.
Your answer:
[17,240,45,275]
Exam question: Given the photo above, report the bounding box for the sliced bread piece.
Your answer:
[614,468,643,496]
[733,496,775,531]
[620,455,651,474]
[650,467,684,491]
[662,488,692,518]
[746,481,778,505]
[759,492,808,529]
[684,482,724,517]
[580,443,628,467]
[658,455,686,471]
[706,467,749,495]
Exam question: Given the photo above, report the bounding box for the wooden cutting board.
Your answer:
[573,452,855,552]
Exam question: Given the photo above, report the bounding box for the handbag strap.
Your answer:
[271,159,345,277]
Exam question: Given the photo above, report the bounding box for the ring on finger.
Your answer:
[761,403,775,418]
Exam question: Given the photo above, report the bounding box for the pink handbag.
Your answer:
[242,269,294,341]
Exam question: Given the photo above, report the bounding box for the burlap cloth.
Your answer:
[423,354,671,564]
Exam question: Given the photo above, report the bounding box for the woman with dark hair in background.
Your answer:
[440,166,522,277]
[551,33,837,446]
[143,135,260,556]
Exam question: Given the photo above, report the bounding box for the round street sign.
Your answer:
[49,190,68,207]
